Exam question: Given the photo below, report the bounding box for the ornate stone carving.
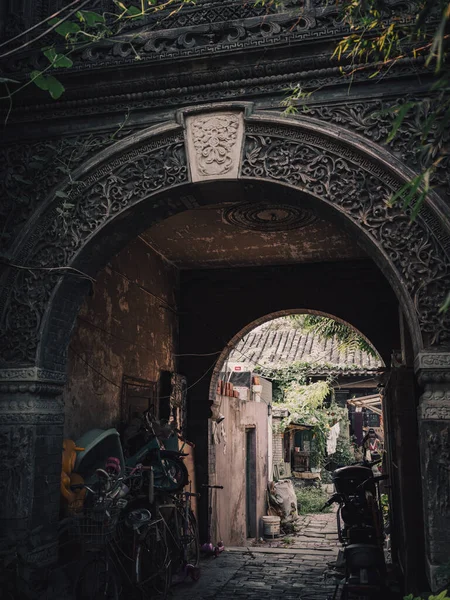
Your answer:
[0,367,66,382]
[5,55,435,128]
[0,131,188,364]
[0,392,64,425]
[304,99,450,199]
[4,0,415,77]
[241,123,450,346]
[0,131,133,257]
[416,353,450,370]
[2,114,450,366]
[186,113,243,181]
[0,426,34,520]
[223,202,317,231]
[419,401,450,421]
[419,411,450,588]
[415,354,450,386]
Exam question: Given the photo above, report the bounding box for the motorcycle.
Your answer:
[323,459,388,600]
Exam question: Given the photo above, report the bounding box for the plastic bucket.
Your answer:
[262,515,281,538]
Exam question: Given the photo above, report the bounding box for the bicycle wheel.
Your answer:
[136,519,171,599]
[153,453,189,492]
[179,508,200,567]
[75,555,119,600]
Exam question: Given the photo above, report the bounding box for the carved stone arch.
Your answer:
[2,105,450,589]
[2,104,450,373]
[208,308,385,405]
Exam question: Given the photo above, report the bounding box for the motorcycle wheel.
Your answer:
[153,452,189,492]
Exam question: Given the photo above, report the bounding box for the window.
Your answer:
[120,375,158,427]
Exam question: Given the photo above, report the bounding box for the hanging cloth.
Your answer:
[326,422,340,454]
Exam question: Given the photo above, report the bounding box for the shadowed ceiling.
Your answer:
[141,181,367,269]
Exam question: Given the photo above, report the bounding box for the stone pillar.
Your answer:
[415,353,450,591]
[0,367,65,568]
[383,366,426,592]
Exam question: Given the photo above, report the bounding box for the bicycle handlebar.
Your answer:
[201,484,224,489]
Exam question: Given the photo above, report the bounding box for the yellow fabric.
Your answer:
[60,439,85,509]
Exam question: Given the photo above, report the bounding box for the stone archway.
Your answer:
[1,104,450,586]
[2,106,450,368]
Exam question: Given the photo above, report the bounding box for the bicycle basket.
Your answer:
[68,504,122,546]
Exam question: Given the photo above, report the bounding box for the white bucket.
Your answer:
[262,515,281,538]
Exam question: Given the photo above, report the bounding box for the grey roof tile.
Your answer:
[229,317,382,373]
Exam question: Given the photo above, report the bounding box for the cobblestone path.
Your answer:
[169,512,339,600]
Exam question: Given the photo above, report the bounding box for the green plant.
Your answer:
[258,0,450,230]
[296,486,331,515]
[380,493,390,528]
[404,591,450,600]
[282,536,295,545]
[320,468,333,484]
[0,1,195,115]
[325,432,355,468]
[292,315,379,359]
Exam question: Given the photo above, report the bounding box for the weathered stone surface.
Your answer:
[171,512,338,599]
[186,112,244,182]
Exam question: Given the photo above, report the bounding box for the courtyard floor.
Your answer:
[169,511,339,600]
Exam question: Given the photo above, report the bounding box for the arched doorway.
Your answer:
[1,106,449,588]
[207,311,385,548]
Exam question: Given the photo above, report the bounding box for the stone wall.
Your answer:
[63,237,179,439]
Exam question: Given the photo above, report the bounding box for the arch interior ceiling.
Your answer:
[141,181,366,269]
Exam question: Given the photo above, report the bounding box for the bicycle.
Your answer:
[112,466,172,599]
[71,465,172,599]
[68,478,124,600]
[158,488,201,583]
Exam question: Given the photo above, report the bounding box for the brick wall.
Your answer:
[63,237,179,439]
[273,427,284,464]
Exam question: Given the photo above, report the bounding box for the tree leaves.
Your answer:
[30,71,65,99]
[48,17,81,37]
[76,10,105,26]
[43,48,73,68]
[386,102,416,143]
[294,315,379,359]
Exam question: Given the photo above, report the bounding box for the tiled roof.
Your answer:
[228,318,382,374]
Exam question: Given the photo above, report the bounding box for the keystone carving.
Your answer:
[186,112,244,181]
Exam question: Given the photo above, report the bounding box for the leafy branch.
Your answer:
[289,315,379,359]
[265,0,450,219]
[0,0,195,110]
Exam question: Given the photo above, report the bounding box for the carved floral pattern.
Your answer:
[241,124,450,344]
[304,100,450,198]
[191,114,240,177]
[0,427,33,520]
[0,131,132,254]
[426,427,450,512]
[0,133,187,364]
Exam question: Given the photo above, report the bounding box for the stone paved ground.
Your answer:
[169,511,339,600]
